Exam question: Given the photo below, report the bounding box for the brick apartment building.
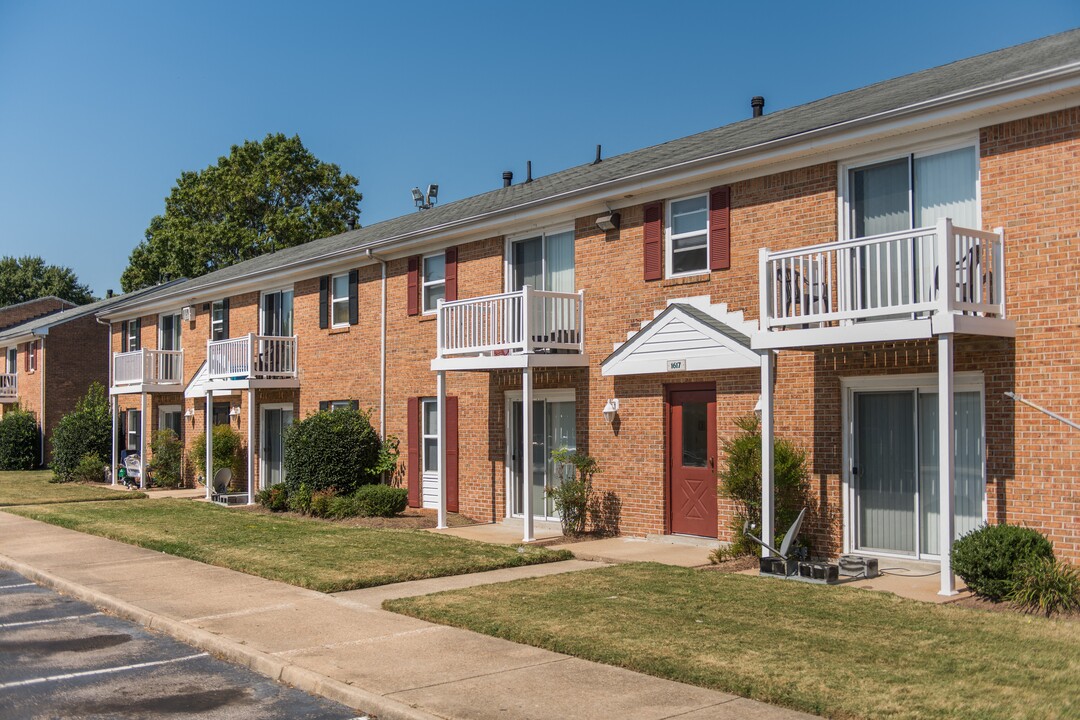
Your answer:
[97,30,1080,592]
[0,294,152,465]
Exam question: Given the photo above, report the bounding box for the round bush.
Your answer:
[50,383,111,482]
[354,484,408,517]
[0,407,40,470]
[952,523,1054,601]
[283,407,385,495]
[148,429,184,488]
[71,453,107,484]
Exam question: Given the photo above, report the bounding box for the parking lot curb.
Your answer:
[0,554,444,720]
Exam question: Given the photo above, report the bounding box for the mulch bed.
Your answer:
[701,555,759,573]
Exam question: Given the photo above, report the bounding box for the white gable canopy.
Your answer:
[601,302,762,376]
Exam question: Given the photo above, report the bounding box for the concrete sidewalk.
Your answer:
[0,513,812,720]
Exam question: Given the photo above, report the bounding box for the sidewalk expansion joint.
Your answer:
[186,603,297,622]
[273,625,447,657]
[659,698,740,719]
[385,656,571,696]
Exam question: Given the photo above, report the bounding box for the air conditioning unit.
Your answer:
[181,306,193,322]
[838,555,880,579]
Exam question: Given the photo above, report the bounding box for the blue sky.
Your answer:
[0,1,1077,298]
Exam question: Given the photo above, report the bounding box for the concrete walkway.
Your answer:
[0,513,812,720]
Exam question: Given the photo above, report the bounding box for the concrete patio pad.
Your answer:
[430,519,563,544]
[552,535,717,567]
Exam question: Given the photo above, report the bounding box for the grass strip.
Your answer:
[0,471,145,506]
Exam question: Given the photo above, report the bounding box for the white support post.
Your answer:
[760,351,775,557]
[938,333,957,596]
[521,285,533,354]
[436,370,448,529]
[205,390,213,501]
[937,217,955,314]
[758,248,770,332]
[522,365,534,543]
[246,389,254,505]
[110,395,118,485]
[139,392,146,490]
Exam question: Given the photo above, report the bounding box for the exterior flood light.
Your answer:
[229,406,242,417]
[596,212,620,232]
[413,184,439,211]
[602,399,619,424]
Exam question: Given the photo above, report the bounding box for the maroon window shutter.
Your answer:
[406,397,420,507]
[643,202,663,281]
[318,276,329,329]
[709,186,731,271]
[446,395,459,513]
[444,247,458,302]
[407,256,420,316]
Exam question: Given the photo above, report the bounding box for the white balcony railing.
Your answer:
[0,373,16,399]
[112,349,184,387]
[207,333,298,381]
[759,218,1005,331]
[437,286,585,358]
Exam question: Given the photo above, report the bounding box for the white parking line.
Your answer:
[0,653,209,690]
[0,583,35,590]
[0,613,103,629]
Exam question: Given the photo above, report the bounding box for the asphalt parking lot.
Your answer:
[0,569,364,719]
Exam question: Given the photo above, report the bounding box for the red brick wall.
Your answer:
[0,297,74,332]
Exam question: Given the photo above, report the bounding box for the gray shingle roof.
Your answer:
[0,282,185,343]
[108,28,1080,307]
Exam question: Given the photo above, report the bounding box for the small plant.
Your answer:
[720,414,809,557]
[309,488,337,517]
[547,448,599,536]
[148,429,184,488]
[288,483,313,514]
[354,484,408,517]
[0,407,39,470]
[1008,557,1080,618]
[951,523,1055,601]
[71,453,107,484]
[190,424,242,482]
[283,407,394,495]
[255,485,289,512]
[50,383,111,482]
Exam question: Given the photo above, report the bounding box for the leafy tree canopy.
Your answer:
[121,133,362,292]
[0,256,95,307]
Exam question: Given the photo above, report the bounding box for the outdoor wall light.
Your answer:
[596,212,620,232]
[602,399,619,424]
[184,408,195,418]
[229,406,242,418]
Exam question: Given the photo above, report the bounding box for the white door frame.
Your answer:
[503,388,575,521]
[840,371,987,560]
[158,404,181,434]
[259,402,294,490]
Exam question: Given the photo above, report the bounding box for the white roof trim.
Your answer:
[602,303,762,377]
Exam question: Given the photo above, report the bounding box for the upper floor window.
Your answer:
[509,229,575,293]
[159,313,182,351]
[331,274,350,327]
[847,144,978,239]
[261,289,294,337]
[211,300,228,341]
[5,347,15,374]
[26,341,37,373]
[422,254,445,313]
[122,318,141,352]
[667,194,709,277]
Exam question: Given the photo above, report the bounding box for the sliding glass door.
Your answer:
[508,392,575,520]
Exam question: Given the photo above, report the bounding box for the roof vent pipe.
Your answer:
[502,171,513,188]
[751,96,765,118]
[526,161,533,183]
[593,144,602,164]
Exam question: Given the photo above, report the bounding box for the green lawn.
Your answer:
[386,563,1080,720]
[0,470,145,506]
[5,498,571,592]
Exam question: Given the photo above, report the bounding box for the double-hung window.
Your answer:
[422,254,445,313]
[667,194,709,277]
[331,274,350,327]
[26,341,37,372]
[422,398,439,474]
[508,229,575,293]
[211,300,227,341]
[5,347,15,374]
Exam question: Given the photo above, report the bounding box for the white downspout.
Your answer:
[97,316,115,484]
[366,249,388,440]
[759,351,774,558]
[38,334,45,467]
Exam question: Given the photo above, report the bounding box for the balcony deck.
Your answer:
[202,333,299,391]
[752,218,1015,350]
[431,286,589,371]
[0,373,16,403]
[110,349,184,394]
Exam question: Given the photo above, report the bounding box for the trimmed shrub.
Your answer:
[282,407,394,495]
[189,424,242,482]
[71,453,107,484]
[952,523,1055,601]
[148,429,184,488]
[0,407,39,470]
[50,383,110,482]
[287,483,313,514]
[255,485,288,512]
[309,488,336,517]
[1009,557,1080,618]
[354,484,408,518]
[720,414,809,556]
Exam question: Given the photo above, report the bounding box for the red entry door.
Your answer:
[668,386,718,537]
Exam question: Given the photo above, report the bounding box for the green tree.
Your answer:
[0,256,94,307]
[121,133,362,291]
[50,383,111,482]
